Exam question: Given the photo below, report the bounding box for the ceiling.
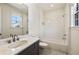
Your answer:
[9,3,66,12]
[9,3,28,13]
[36,3,66,11]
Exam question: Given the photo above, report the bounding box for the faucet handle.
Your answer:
[10,34,13,37]
[7,40,11,43]
[16,35,19,41]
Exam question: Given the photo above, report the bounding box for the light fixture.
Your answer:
[50,4,54,7]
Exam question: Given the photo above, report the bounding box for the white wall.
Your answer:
[71,28,79,54]
[28,4,40,37]
[0,4,28,38]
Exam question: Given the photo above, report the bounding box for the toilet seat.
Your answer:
[39,42,48,47]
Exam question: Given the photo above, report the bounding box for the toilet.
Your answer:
[39,41,48,48]
[39,41,48,54]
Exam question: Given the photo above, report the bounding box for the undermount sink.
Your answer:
[8,40,27,48]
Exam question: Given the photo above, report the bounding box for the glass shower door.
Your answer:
[0,16,1,39]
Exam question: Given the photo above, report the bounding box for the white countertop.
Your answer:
[0,35,40,55]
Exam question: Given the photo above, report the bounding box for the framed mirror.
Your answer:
[0,3,28,39]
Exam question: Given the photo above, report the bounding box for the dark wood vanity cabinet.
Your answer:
[17,40,39,55]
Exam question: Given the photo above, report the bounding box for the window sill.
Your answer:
[71,26,79,28]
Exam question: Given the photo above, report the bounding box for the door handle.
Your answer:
[62,37,66,40]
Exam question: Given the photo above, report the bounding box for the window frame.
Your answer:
[10,15,22,28]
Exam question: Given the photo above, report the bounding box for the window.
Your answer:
[11,16,22,28]
[74,3,79,26]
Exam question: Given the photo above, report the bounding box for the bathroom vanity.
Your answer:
[0,35,40,55]
[17,40,39,55]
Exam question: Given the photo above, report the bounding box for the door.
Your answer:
[43,10,66,45]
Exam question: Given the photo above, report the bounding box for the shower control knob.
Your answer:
[63,34,66,36]
[62,37,66,40]
[0,33,2,35]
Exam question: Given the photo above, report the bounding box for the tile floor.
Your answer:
[39,48,66,55]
